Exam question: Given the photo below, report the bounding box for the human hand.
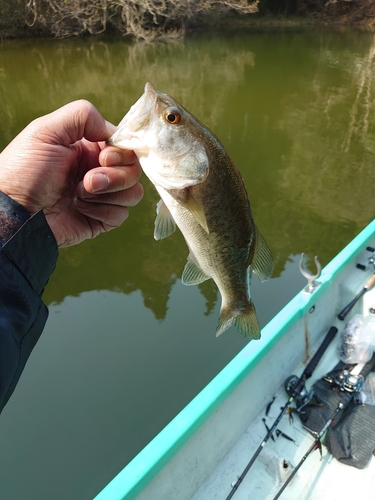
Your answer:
[0,100,144,247]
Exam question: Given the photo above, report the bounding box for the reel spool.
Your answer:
[323,362,366,394]
[284,375,315,412]
[333,370,364,393]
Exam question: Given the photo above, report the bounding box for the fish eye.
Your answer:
[164,108,181,124]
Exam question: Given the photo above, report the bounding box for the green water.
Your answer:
[1,27,375,499]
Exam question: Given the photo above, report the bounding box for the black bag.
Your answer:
[297,360,375,469]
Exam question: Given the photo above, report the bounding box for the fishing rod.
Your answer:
[272,356,375,500]
[338,273,375,321]
[338,245,375,320]
[225,325,338,500]
[272,400,347,500]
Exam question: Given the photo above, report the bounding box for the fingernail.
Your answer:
[104,151,123,166]
[90,173,109,192]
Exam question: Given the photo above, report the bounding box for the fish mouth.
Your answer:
[144,82,155,97]
[107,82,156,146]
[122,82,156,131]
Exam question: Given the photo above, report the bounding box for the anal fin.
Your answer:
[182,254,210,286]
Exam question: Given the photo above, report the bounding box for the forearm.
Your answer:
[0,192,58,413]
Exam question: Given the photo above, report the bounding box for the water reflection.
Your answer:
[0,36,256,143]
[1,30,373,315]
[278,32,375,232]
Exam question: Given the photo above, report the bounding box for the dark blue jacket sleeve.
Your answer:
[0,193,58,413]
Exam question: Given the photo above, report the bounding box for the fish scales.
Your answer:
[170,145,254,294]
[107,82,273,339]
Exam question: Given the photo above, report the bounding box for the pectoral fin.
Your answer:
[172,189,209,234]
[249,226,274,282]
[184,194,209,234]
[182,254,210,285]
[154,200,176,240]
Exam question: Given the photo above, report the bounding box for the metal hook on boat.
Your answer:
[299,253,321,294]
[368,251,375,269]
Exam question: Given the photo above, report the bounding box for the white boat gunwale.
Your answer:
[94,219,375,500]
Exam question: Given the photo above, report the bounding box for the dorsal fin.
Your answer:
[249,225,273,282]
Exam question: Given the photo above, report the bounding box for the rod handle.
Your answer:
[303,326,338,380]
[338,288,366,320]
[364,273,375,290]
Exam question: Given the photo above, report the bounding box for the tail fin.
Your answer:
[216,301,261,340]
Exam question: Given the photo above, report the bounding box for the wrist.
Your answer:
[0,191,31,246]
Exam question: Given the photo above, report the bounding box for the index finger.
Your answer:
[81,151,143,195]
[99,146,137,168]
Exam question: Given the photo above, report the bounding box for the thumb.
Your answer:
[34,100,117,146]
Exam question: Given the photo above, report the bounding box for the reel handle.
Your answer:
[303,326,338,380]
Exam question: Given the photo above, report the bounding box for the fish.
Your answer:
[107,82,273,339]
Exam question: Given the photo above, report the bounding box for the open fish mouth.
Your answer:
[122,82,156,132]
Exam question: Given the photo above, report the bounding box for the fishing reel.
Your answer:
[325,369,364,393]
[367,246,375,269]
[284,375,315,413]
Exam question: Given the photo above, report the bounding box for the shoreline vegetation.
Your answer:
[1,0,375,41]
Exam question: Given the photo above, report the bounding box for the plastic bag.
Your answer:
[338,314,375,364]
[361,372,375,406]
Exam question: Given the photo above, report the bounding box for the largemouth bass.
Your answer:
[108,83,273,339]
